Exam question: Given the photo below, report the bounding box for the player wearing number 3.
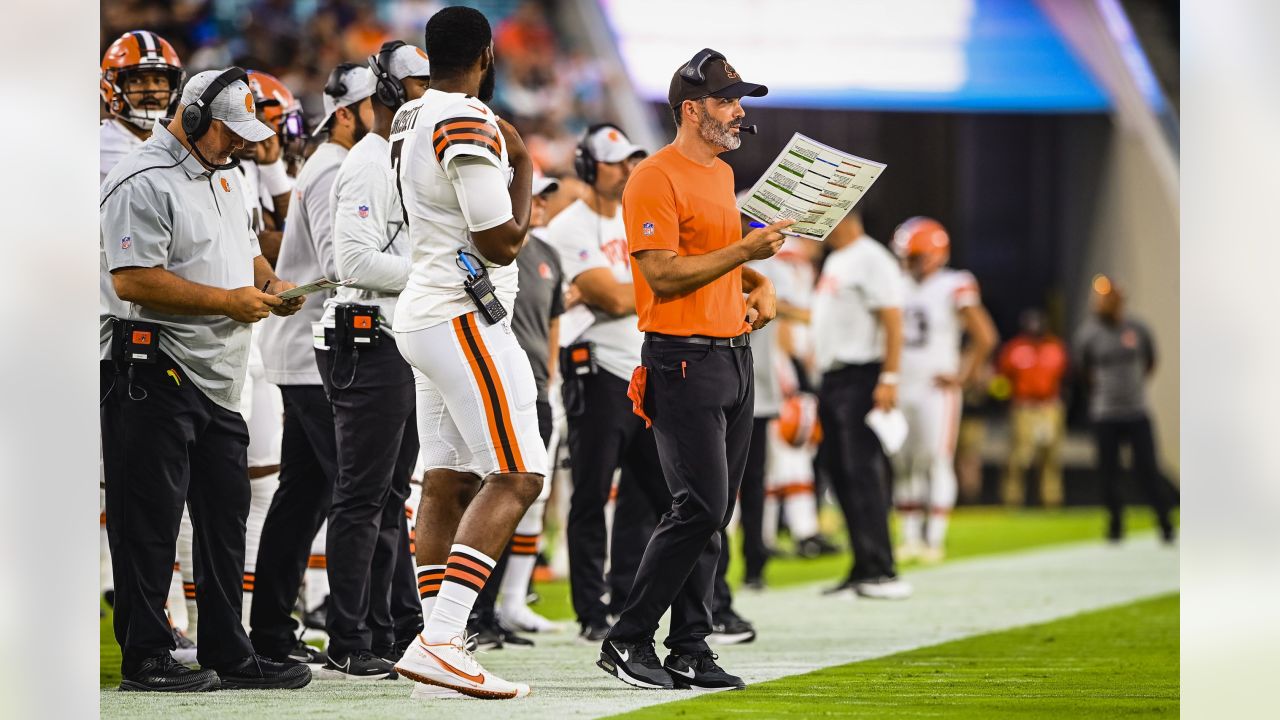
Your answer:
[891,217,998,563]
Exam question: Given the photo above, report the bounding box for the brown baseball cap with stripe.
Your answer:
[669,49,768,107]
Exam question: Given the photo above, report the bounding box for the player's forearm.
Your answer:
[253,255,282,291]
[879,307,903,374]
[112,266,231,316]
[636,244,749,299]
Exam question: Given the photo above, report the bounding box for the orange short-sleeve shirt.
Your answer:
[623,145,748,338]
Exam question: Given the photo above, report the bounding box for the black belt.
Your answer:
[646,332,751,348]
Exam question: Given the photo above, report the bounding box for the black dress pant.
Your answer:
[607,340,753,654]
[249,384,337,657]
[818,363,897,582]
[565,370,670,628]
[317,341,419,658]
[101,357,253,673]
[738,416,772,582]
[1094,415,1174,538]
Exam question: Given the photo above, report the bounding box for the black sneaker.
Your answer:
[323,650,398,680]
[282,639,328,665]
[495,620,535,648]
[598,639,673,689]
[302,597,328,630]
[467,621,504,650]
[376,637,414,664]
[708,609,757,645]
[170,625,198,665]
[579,622,611,643]
[663,650,745,690]
[742,575,765,591]
[216,654,312,690]
[796,534,841,558]
[119,654,220,692]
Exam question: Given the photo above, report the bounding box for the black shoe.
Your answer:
[796,534,841,558]
[275,638,327,665]
[120,654,220,692]
[742,575,765,591]
[495,620,535,648]
[709,609,757,645]
[579,622,611,643]
[663,650,745,690]
[216,654,312,690]
[598,639,674,689]
[822,578,857,596]
[323,650,397,680]
[376,637,415,664]
[302,597,328,630]
[468,621,504,651]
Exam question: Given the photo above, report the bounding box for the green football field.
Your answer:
[100,506,1172,692]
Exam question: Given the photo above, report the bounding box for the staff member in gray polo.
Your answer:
[100,67,310,693]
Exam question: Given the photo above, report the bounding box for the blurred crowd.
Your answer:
[101,0,608,175]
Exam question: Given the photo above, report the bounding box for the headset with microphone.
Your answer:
[677,48,758,136]
[573,122,628,186]
[180,66,248,170]
[370,40,407,109]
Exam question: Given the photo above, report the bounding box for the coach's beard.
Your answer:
[698,104,741,151]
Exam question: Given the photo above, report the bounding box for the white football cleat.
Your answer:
[853,577,913,600]
[501,605,562,633]
[410,682,465,699]
[394,635,530,700]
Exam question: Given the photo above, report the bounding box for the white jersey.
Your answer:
[772,241,817,360]
[811,235,904,373]
[236,160,279,234]
[391,89,517,332]
[900,267,981,386]
[545,198,641,382]
[100,119,145,185]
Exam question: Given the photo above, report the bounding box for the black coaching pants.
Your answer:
[101,357,254,673]
[317,341,420,658]
[1094,415,1174,539]
[565,370,670,628]
[818,363,897,582]
[249,384,337,657]
[607,340,753,654]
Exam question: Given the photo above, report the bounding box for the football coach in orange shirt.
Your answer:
[596,49,794,691]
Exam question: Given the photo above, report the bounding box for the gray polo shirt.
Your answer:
[259,142,346,385]
[1073,316,1156,421]
[512,229,565,402]
[99,122,261,411]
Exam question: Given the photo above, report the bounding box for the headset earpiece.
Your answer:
[181,66,247,142]
[371,40,407,109]
[574,122,624,187]
[680,48,726,85]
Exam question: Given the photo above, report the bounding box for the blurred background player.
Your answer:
[100,30,184,183]
[239,69,304,264]
[892,217,998,564]
[998,308,1069,508]
[546,124,670,644]
[811,212,908,599]
[252,64,376,675]
[1074,276,1175,543]
[99,29,196,661]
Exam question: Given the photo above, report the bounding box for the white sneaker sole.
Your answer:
[410,682,465,699]
[707,631,756,645]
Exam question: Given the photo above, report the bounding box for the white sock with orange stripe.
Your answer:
[499,533,540,615]
[424,544,495,644]
[781,485,820,539]
[416,564,446,624]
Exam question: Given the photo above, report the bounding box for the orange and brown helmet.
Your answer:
[101,31,184,131]
[245,70,304,137]
[892,216,950,262]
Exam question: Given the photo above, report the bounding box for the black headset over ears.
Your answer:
[680,48,726,85]
[180,66,248,141]
[573,122,625,186]
[324,62,360,100]
[370,40,407,109]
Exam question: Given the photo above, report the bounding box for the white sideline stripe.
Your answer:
[101,538,1178,719]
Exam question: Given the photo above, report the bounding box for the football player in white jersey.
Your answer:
[891,217,998,563]
[100,31,184,184]
[388,7,545,700]
[99,30,197,661]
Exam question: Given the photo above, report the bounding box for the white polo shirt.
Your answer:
[811,235,904,373]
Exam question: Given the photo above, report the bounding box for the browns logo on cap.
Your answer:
[668,49,767,107]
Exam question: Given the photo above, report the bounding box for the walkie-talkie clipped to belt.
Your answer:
[458,249,507,325]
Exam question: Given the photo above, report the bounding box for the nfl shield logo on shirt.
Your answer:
[358,204,370,219]
[642,222,654,236]
[120,235,131,250]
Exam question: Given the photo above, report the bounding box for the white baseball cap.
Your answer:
[384,44,431,80]
[585,125,646,164]
[315,65,378,133]
[181,70,275,142]
[533,176,560,196]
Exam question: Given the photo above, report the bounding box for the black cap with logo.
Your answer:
[668,48,768,107]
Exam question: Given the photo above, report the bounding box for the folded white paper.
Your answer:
[865,407,909,455]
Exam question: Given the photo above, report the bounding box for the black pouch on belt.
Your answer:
[334,304,382,349]
[563,341,598,377]
[109,317,161,365]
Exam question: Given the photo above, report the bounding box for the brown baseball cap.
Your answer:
[668,49,768,107]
